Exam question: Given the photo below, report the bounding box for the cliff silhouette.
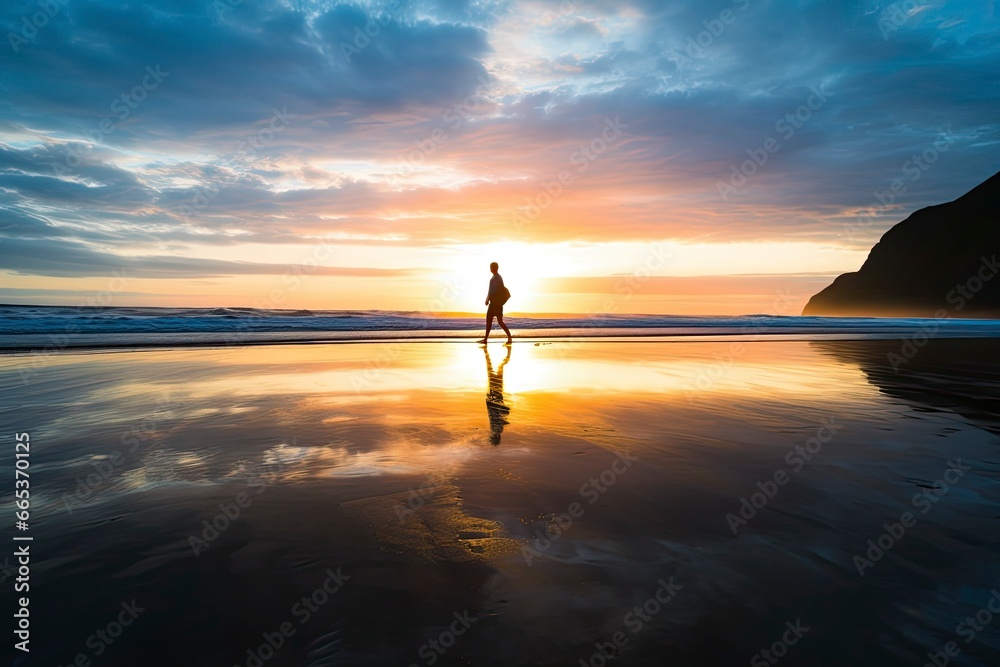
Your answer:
[804,171,1000,318]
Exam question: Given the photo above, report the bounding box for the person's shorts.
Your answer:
[487,303,504,318]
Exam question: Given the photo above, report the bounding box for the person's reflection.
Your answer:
[484,345,512,446]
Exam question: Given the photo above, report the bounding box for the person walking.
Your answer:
[478,262,512,345]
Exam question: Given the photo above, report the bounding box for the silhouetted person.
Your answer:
[478,262,512,345]
[484,345,511,446]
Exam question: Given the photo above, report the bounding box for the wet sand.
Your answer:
[2,339,999,666]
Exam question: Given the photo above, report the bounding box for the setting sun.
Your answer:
[437,242,584,313]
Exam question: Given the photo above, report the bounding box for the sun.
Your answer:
[441,242,575,313]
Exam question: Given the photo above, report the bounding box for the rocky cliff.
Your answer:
[803,171,1000,318]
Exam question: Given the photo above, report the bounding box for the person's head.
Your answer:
[490,262,499,274]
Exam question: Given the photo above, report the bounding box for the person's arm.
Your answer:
[485,275,499,304]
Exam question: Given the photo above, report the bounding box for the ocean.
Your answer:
[2,304,998,351]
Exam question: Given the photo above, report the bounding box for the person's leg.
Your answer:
[479,314,494,343]
[497,315,512,343]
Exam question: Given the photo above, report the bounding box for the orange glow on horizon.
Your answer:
[0,238,860,315]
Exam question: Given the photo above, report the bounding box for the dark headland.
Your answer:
[804,171,1000,318]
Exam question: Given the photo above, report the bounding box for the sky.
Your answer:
[0,0,998,315]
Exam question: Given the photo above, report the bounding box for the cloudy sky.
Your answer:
[1,0,997,314]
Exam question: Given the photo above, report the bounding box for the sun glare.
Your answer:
[442,242,578,313]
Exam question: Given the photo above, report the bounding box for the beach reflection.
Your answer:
[484,345,511,445]
[3,339,1000,666]
[0,341,885,495]
[811,338,1000,434]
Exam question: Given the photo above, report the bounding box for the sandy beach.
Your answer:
[2,338,999,666]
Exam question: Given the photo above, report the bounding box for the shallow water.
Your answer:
[2,339,999,666]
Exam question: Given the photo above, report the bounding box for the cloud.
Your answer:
[0,236,418,278]
[540,274,839,296]
[0,0,997,287]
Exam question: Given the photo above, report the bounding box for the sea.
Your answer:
[2,304,999,351]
